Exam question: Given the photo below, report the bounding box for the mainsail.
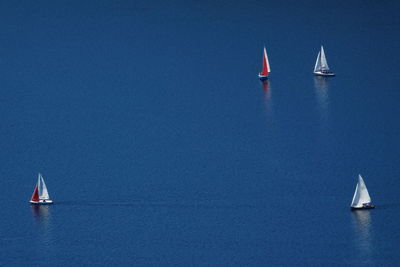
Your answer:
[38,173,50,200]
[351,174,372,208]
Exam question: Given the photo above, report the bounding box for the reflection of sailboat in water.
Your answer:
[31,204,54,253]
[314,76,329,102]
[313,76,329,122]
[31,205,51,224]
[352,210,372,231]
[261,80,272,105]
[261,80,274,121]
[314,76,328,91]
[262,80,271,100]
[351,210,374,264]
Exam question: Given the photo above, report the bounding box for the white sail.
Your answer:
[264,47,271,73]
[38,173,50,200]
[319,46,330,71]
[314,51,321,72]
[351,174,372,208]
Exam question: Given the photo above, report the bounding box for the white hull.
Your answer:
[30,199,53,205]
[313,71,335,77]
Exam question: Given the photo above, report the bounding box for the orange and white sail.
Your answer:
[259,47,271,77]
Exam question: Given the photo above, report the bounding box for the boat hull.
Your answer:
[258,75,269,81]
[351,205,375,210]
[313,71,335,77]
[30,199,53,205]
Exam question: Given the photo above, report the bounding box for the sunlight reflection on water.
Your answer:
[31,205,51,224]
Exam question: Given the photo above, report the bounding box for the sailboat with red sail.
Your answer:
[258,46,271,81]
[30,173,53,204]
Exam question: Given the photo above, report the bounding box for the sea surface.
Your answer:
[1,0,400,266]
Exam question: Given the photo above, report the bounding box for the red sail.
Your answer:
[260,49,269,76]
[31,185,39,202]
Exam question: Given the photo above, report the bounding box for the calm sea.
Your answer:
[1,0,400,266]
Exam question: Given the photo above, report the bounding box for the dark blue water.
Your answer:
[1,0,400,265]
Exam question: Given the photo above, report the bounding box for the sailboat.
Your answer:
[350,174,374,210]
[30,173,53,204]
[258,46,271,80]
[313,45,335,76]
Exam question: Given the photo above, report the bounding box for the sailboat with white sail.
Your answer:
[30,173,53,204]
[313,45,335,76]
[350,174,374,210]
[258,46,271,81]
